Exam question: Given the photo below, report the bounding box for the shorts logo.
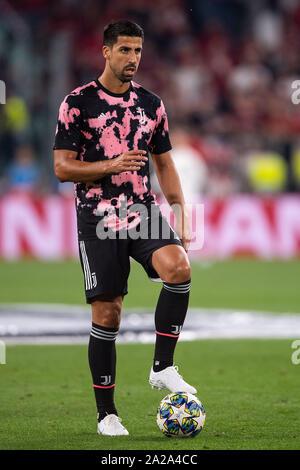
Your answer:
[101,375,112,386]
[92,272,97,288]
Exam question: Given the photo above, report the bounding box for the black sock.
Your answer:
[88,322,119,422]
[153,279,191,372]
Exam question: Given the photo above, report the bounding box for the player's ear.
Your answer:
[102,45,111,60]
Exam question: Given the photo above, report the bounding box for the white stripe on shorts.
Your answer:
[80,241,92,290]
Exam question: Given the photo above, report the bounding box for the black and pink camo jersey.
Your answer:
[53,79,172,240]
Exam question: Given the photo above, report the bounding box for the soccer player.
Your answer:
[53,20,196,436]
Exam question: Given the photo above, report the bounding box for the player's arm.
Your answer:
[151,151,191,252]
[54,149,148,183]
[54,93,148,183]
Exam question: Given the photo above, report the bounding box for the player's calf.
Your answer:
[153,279,191,372]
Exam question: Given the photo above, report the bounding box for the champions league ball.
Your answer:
[156,392,206,438]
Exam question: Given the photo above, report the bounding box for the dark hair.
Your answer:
[103,20,144,48]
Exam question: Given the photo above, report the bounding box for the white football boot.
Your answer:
[97,414,129,436]
[149,365,197,394]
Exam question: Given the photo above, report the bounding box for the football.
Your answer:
[156,392,206,438]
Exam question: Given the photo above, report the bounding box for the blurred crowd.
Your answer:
[1,0,300,198]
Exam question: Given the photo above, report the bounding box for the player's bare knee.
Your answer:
[91,297,122,328]
[109,301,122,327]
[92,307,121,328]
[163,261,191,284]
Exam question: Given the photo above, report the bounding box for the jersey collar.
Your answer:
[94,78,133,98]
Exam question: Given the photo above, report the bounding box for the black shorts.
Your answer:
[78,207,182,303]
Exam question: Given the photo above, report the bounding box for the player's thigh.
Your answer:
[151,244,191,283]
[129,206,190,283]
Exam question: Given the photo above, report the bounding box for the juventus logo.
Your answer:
[171,325,182,335]
[100,375,112,386]
[92,272,97,288]
[138,107,146,125]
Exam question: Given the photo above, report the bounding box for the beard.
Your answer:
[119,75,132,83]
[110,62,136,83]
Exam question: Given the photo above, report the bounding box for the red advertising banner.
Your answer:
[0,193,299,259]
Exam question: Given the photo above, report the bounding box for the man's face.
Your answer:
[103,36,143,83]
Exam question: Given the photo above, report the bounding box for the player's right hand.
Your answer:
[108,150,148,174]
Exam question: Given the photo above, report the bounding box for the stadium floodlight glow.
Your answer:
[0,80,6,104]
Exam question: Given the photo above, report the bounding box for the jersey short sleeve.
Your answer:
[53,94,82,152]
[148,99,172,155]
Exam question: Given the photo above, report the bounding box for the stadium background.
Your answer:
[0,0,300,451]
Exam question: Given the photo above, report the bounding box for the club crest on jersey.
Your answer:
[138,107,146,125]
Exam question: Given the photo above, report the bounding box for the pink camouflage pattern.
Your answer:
[54,79,171,239]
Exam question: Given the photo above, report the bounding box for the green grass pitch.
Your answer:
[0,259,299,449]
[0,258,300,312]
[0,340,299,450]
